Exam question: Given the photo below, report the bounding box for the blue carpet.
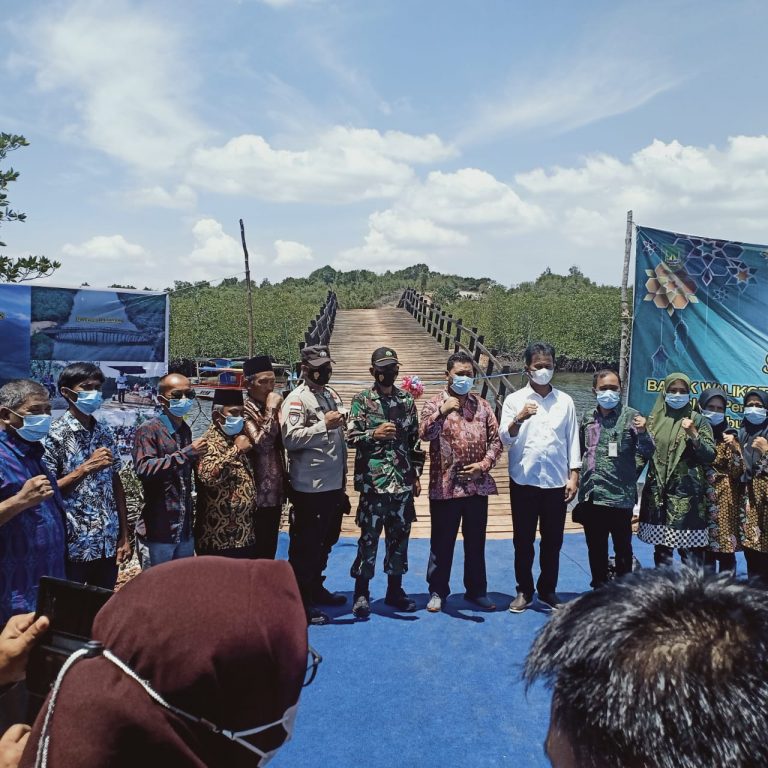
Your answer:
[272,533,747,768]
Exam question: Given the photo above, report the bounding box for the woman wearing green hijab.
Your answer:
[637,373,716,567]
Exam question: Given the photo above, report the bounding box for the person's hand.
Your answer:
[681,418,698,437]
[565,474,579,503]
[15,476,54,510]
[440,397,461,416]
[633,415,647,433]
[413,477,421,498]
[516,402,538,422]
[0,613,50,686]
[753,436,768,454]
[324,411,345,430]
[373,422,397,440]
[724,433,741,452]
[190,436,208,456]
[457,462,484,482]
[234,434,253,453]
[82,447,113,474]
[0,725,31,768]
[115,534,132,566]
[266,392,283,411]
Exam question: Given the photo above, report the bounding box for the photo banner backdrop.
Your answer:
[628,226,768,425]
[0,284,169,456]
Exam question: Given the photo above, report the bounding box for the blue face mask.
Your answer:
[11,411,52,442]
[167,397,194,418]
[744,406,768,425]
[450,375,474,396]
[72,390,103,415]
[703,410,725,426]
[595,390,621,409]
[665,393,690,410]
[222,415,244,436]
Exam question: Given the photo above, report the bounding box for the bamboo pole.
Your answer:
[239,218,255,358]
[619,210,633,397]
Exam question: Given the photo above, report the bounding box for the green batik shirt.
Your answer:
[578,404,656,509]
[346,385,424,494]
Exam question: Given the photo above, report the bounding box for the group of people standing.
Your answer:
[1,341,767,627]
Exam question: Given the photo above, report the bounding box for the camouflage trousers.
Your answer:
[350,492,415,580]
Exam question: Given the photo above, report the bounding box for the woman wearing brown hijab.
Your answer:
[21,558,311,768]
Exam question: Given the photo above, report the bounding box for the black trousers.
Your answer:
[745,549,768,584]
[654,546,705,569]
[704,551,737,573]
[510,481,566,597]
[288,488,344,605]
[66,556,119,590]
[582,503,634,588]
[253,505,282,559]
[427,495,488,599]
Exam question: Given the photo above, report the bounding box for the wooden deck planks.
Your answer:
[318,306,583,539]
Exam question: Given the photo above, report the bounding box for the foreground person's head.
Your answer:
[525,568,768,768]
[22,558,309,768]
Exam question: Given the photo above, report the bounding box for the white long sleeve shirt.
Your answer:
[499,384,581,488]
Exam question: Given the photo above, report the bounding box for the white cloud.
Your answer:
[188,219,252,281]
[131,185,197,210]
[187,127,457,203]
[15,1,206,171]
[274,240,314,266]
[368,211,467,247]
[62,235,148,261]
[58,234,155,287]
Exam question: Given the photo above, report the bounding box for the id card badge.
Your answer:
[608,441,618,458]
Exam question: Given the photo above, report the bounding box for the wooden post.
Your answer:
[473,335,484,364]
[468,328,478,353]
[438,312,445,343]
[496,364,511,421]
[239,219,255,357]
[455,319,462,348]
[619,210,633,397]
[444,314,453,351]
[481,354,494,399]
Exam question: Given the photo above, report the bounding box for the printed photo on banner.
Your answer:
[628,226,768,417]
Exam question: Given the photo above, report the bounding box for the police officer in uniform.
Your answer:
[347,347,424,618]
[281,345,348,625]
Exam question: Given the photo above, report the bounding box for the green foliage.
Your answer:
[168,265,495,362]
[31,287,75,323]
[30,333,53,359]
[118,292,166,360]
[0,133,60,282]
[444,269,628,369]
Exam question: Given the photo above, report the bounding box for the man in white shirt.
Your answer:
[500,342,581,612]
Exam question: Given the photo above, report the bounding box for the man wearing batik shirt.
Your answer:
[43,363,131,590]
[419,351,503,613]
[195,388,259,558]
[132,373,207,569]
[242,355,285,559]
[0,379,65,623]
[347,347,425,618]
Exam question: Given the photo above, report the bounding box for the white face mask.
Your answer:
[35,645,306,768]
[528,368,554,386]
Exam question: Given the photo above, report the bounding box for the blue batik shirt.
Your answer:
[43,411,122,562]
[0,428,66,623]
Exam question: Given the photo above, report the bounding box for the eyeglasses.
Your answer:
[303,645,322,687]
[167,390,197,400]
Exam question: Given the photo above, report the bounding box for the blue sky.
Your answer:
[3,0,768,290]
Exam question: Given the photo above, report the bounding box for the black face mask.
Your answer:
[374,368,397,387]
[312,366,331,386]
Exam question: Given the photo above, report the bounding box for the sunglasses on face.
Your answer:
[166,390,197,400]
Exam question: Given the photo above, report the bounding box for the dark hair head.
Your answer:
[446,350,474,372]
[58,363,104,394]
[0,379,49,411]
[524,341,555,367]
[592,368,621,389]
[524,568,768,768]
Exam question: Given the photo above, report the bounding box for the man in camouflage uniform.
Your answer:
[347,347,425,618]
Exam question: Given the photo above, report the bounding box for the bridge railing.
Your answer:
[398,287,517,420]
[300,290,338,351]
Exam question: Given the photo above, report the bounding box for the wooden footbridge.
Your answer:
[305,289,583,539]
